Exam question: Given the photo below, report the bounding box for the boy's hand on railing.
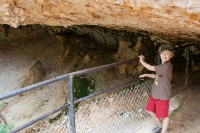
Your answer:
[139,55,145,62]
[139,74,146,80]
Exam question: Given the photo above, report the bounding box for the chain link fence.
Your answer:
[23,79,153,133]
[75,79,152,133]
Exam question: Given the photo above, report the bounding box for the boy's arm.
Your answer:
[139,55,155,71]
[139,74,157,79]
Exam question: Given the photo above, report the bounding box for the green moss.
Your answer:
[0,123,14,133]
[49,75,95,124]
[170,110,178,118]
[49,113,62,124]
[74,75,95,99]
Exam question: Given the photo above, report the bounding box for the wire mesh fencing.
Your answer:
[22,79,153,133]
[75,79,153,133]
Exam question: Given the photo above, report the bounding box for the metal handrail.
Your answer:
[10,103,71,133]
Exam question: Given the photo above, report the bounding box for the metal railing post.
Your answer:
[185,46,190,88]
[68,75,76,133]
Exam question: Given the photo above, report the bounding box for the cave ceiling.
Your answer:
[0,0,200,43]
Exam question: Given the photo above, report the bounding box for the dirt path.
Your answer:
[168,83,200,133]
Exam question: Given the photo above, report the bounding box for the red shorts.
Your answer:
[146,96,169,118]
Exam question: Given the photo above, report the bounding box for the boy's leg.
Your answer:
[146,96,162,126]
[156,100,170,133]
[161,117,169,133]
[146,110,162,126]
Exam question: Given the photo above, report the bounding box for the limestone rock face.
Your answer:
[0,0,200,40]
[22,60,44,88]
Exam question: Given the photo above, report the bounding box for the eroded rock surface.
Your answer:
[0,0,200,41]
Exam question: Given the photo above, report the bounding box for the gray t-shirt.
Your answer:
[152,62,172,100]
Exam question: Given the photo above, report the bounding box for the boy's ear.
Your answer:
[170,51,174,57]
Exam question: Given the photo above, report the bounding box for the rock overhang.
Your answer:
[0,0,200,42]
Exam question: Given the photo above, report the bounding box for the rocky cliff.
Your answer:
[0,0,200,41]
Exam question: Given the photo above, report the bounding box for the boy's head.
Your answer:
[158,44,175,57]
[158,44,175,63]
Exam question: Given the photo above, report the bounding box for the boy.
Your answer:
[139,44,175,133]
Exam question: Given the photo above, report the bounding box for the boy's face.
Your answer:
[159,50,173,63]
